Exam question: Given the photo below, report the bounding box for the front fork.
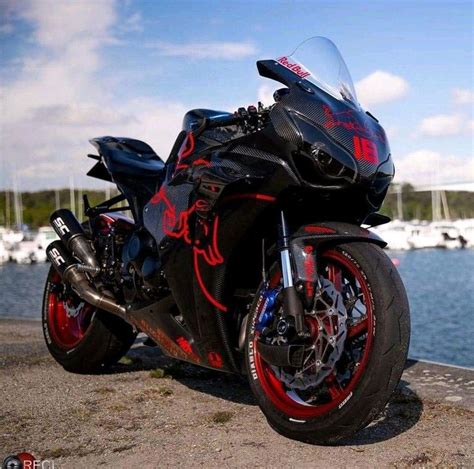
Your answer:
[279,211,306,337]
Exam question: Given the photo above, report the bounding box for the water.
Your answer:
[0,262,50,319]
[392,249,474,368]
[0,250,473,367]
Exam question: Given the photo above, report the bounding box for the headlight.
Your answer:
[311,144,357,182]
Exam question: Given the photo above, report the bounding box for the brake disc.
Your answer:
[273,277,348,390]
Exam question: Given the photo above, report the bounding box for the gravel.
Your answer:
[1,319,473,468]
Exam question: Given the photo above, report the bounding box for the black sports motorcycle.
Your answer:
[43,37,410,444]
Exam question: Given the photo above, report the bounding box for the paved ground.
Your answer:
[0,319,473,468]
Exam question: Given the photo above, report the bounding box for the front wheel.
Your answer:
[245,242,410,444]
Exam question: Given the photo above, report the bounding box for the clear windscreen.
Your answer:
[277,37,359,106]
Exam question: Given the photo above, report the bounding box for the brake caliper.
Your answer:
[256,287,280,334]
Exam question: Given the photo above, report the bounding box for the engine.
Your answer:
[92,215,167,304]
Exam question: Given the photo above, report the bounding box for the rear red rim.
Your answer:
[253,249,374,419]
[47,272,95,350]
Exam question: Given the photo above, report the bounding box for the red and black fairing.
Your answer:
[141,121,298,371]
[85,54,395,374]
[257,59,394,215]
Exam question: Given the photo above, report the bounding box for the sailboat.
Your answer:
[407,189,462,249]
[0,228,10,263]
[2,178,25,250]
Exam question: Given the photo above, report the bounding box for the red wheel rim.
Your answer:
[47,272,95,350]
[253,249,374,419]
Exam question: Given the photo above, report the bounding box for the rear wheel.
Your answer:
[245,242,410,444]
[42,267,137,373]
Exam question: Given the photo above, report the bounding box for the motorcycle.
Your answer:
[42,37,410,444]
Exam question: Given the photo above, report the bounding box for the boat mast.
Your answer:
[396,184,403,220]
[69,175,75,217]
[13,173,23,229]
[440,190,451,221]
[55,189,60,210]
[5,190,10,229]
[77,187,83,222]
[431,190,442,221]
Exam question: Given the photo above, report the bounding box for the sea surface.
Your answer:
[0,249,473,368]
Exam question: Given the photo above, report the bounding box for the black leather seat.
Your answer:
[182,109,234,131]
[90,136,165,178]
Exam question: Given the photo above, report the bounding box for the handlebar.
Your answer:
[206,113,243,129]
[193,104,270,138]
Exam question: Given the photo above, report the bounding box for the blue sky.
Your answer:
[0,0,472,190]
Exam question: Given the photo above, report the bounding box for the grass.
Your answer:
[112,444,136,453]
[209,411,233,424]
[41,446,95,459]
[69,407,93,421]
[109,403,128,412]
[93,386,116,395]
[42,447,69,458]
[137,386,174,401]
[118,356,141,366]
[158,387,173,397]
[149,368,167,379]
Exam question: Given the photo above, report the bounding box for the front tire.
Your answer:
[42,267,137,374]
[245,242,410,444]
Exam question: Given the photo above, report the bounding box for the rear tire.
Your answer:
[245,242,410,444]
[42,267,137,374]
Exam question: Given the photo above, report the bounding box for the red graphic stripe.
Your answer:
[207,351,224,368]
[149,186,227,312]
[180,132,195,159]
[223,193,276,203]
[193,248,227,312]
[193,158,211,167]
[304,226,337,234]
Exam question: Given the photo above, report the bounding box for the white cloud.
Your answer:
[19,0,117,49]
[394,150,474,185]
[257,84,276,106]
[17,161,69,179]
[418,113,467,136]
[151,41,257,60]
[385,126,398,140]
[452,88,474,105]
[355,70,409,107]
[0,0,187,190]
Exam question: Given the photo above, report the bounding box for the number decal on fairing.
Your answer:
[353,136,378,164]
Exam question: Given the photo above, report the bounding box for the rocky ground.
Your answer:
[1,319,473,468]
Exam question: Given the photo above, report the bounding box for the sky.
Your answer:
[0,0,473,191]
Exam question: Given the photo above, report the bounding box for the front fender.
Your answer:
[291,221,386,248]
[289,222,386,297]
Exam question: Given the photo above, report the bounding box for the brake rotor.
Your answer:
[273,277,348,390]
